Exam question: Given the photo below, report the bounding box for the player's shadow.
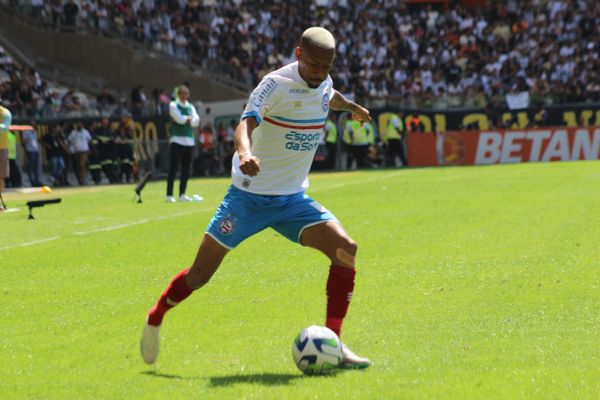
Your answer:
[209,372,305,387]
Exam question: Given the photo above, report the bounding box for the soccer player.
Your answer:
[141,27,372,369]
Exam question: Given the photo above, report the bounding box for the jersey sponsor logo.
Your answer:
[218,216,236,236]
[284,131,322,152]
[289,88,310,94]
[242,178,251,188]
[252,78,278,108]
[322,93,329,112]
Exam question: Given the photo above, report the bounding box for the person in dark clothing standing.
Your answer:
[166,85,202,203]
[116,122,134,183]
[94,118,119,183]
[88,121,103,184]
[63,0,79,29]
[131,85,148,117]
[42,126,67,186]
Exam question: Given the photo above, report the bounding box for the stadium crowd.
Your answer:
[10,0,600,109]
[2,1,600,188]
[0,45,168,119]
[0,45,98,118]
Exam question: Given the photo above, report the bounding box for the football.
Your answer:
[292,325,343,375]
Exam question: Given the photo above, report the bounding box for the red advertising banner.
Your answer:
[408,127,600,167]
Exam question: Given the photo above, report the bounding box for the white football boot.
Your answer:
[179,194,193,202]
[140,322,160,365]
[339,344,372,369]
[166,196,176,203]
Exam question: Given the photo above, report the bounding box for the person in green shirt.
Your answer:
[344,117,374,169]
[382,113,407,167]
[6,130,22,188]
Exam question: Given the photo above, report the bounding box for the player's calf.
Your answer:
[147,268,193,326]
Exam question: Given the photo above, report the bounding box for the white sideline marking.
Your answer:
[0,208,21,213]
[0,236,61,250]
[2,172,405,250]
[310,170,405,192]
[74,219,149,235]
[73,208,207,235]
[1,209,208,250]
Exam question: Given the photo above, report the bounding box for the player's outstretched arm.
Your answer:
[235,116,260,176]
[329,90,372,123]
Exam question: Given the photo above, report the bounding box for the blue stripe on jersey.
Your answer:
[242,110,262,124]
[271,115,327,124]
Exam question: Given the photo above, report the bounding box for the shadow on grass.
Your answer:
[143,370,340,386]
[141,370,201,380]
[209,372,305,387]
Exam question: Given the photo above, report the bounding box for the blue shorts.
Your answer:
[206,185,337,249]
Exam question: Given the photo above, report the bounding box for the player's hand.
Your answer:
[239,153,260,176]
[352,105,372,125]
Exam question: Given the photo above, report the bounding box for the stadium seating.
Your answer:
[7,0,598,110]
[0,45,94,118]
[2,0,599,116]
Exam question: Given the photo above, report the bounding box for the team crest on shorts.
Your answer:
[218,216,236,235]
[322,93,329,112]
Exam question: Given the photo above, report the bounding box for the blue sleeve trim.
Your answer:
[241,111,262,125]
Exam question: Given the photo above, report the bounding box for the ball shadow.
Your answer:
[143,370,341,387]
[209,372,306,387]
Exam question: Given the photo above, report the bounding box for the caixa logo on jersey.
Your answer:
[322,93,329,112]
[252,78,278,108]
[217,215,236,236]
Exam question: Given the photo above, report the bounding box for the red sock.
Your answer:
[325,265,356,338]
[147,268,193,326]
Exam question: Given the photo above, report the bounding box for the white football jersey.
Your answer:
[233,61,334,195]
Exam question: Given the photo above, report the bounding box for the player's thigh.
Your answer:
[299,220,357,268]
[206,185,273,249]
[271,193,337,245]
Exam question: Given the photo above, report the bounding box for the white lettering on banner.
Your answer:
[500,132,525,163]
[541,130,569,161]
[527,130,551,161]
[475,132,502,164]
[469,128,600,165]
[572,128,600,160]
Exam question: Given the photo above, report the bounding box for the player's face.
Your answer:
[297,45,335,88]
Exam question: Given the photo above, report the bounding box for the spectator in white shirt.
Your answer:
[68,122,92,185]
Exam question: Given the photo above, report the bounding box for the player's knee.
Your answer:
[342,236,358,255]
[335,237,357,268]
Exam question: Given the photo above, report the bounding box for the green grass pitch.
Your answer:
[1,161,599,399]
